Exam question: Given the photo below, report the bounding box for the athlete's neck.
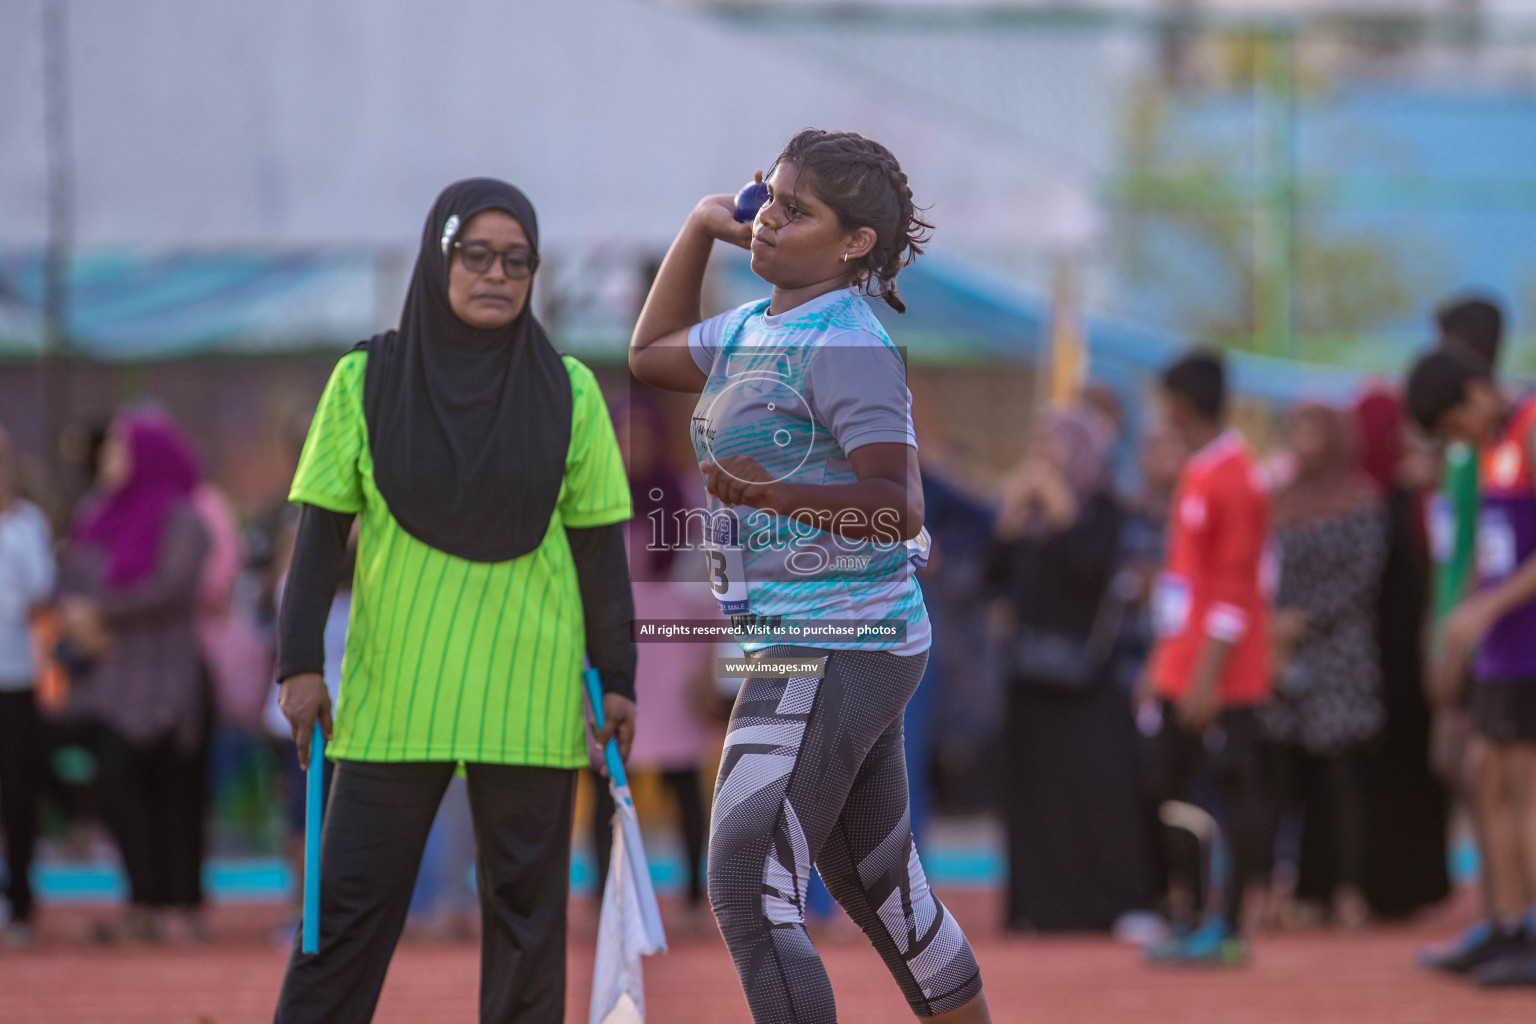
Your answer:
[768,275,856,317]
[1186,420,1225,453]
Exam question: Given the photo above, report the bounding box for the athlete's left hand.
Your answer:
[701,456,786,512]
[595,693,636,766]
[1446,594,1498,650]
[1435,594,1499,701]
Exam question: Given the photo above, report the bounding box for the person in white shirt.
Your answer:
[0,426,56,946]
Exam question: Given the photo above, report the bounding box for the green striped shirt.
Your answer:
[290,350,631,766]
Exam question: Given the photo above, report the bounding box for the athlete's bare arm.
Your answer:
[630,194,751,393]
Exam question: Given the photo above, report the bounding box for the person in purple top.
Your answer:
[1407,349,1536,987]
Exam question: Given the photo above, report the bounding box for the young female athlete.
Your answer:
[630,129,990,1024]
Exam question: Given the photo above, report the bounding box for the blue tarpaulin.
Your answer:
[0,248,379,361]
[2,244,1374,406]
[721,254,1371,404]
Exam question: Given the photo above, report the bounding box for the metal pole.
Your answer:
[41,0,75,486]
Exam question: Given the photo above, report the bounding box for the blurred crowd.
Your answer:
[919,291,1532,983]
[969,347,1448,945]
[0,409,487,948]
[0,291,1531,987]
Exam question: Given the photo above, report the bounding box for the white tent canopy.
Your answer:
[1,0,1098,256]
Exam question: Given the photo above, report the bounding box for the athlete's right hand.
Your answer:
[1175,681,1219,735]
[279,673,334,770]
[690,171,759,250]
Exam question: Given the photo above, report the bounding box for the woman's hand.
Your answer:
[1271,607,1309,672]
[60,596,110,658]
[701,456,787,513]
[995,457,1076,538]
[594,693,637,766]
[1273,608,1308,645]
[993,471,1032,541]
[691,194,753,250]
[278,673,334,770]
[1030,462,1079,530]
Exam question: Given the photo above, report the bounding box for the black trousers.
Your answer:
[96,726,207,908]
[591,766,706,907]
[0,689,40,924]
[274,760,576,1024]
[1147,704,1265,932]
[1258,743,1366,900]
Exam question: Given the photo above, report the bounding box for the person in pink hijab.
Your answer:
[60,410,211,943]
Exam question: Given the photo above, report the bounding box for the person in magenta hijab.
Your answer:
[59,410,211,943]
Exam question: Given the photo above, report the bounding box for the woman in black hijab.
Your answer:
[273,180,636,1024]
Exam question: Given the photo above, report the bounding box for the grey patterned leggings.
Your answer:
[708,646,983,1023]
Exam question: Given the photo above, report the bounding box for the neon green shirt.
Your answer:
[290,350,631,766]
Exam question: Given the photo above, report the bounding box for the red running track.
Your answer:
[2,890,1534,1023]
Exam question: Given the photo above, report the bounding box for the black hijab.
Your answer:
[361,178,572,563]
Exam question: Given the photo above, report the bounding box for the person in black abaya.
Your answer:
[1353,389,1450,919]
[988,408,1152,932]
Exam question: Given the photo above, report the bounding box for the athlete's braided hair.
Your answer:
[776,129,932,314]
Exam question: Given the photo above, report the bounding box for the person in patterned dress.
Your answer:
[1258,402,1388,929]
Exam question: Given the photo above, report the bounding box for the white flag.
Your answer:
[589,788,666,1024]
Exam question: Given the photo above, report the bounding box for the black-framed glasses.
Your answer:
[453,241,539,279]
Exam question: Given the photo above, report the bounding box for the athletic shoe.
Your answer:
[1417,920,1492,970]
[1419,922,1525,975]
[1145,919,1248,966]
[1472,943,1536,988]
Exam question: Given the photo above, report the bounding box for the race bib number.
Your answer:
[1478,509,1518,580]
[1152,574,1192,638]
[1427,494,1455,566]
[702,511,750,615]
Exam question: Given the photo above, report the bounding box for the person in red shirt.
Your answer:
[1143,350,1271,965]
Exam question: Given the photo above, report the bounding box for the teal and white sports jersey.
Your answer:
[687,287,930,656]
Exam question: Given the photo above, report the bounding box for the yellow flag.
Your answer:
[1046,257,1086,407]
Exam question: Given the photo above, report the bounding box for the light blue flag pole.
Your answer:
[584,667,667,951]
[302,721,325,954]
